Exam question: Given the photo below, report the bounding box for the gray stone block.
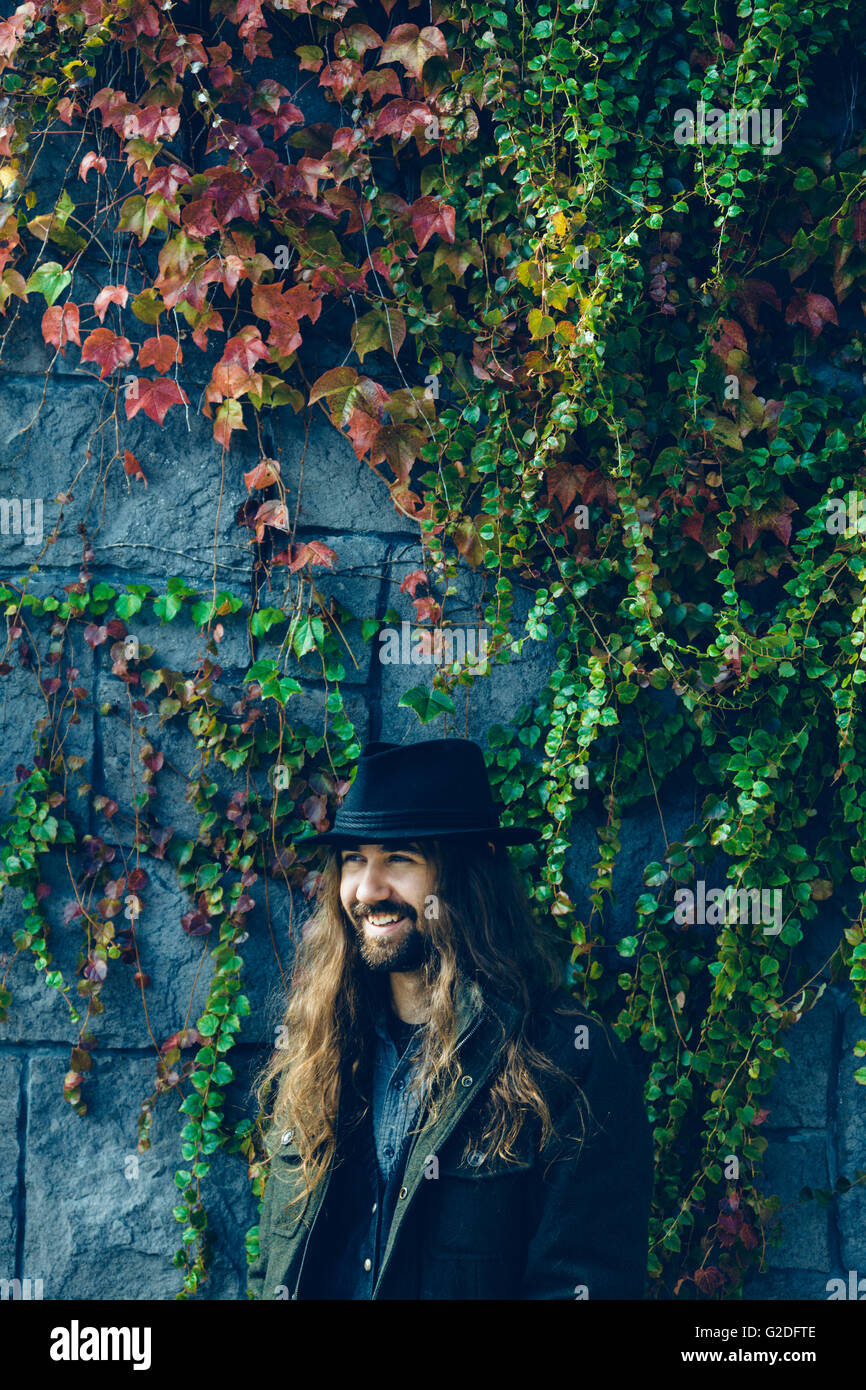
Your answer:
[754,1132,831,1271]
[0,857,209,1046]
[96,690,201,847]
[763,998,833,1130]
[0,376,258,583]
[121,608,253,678]
[22,1050,258,1299]
[277,413,413,535]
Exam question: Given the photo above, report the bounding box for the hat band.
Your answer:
[333,806,499,828]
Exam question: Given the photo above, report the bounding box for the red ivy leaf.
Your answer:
[378,23,447,79]
[334,23,382,60]
[372,97,435,144]
[319,59,363,102]
[93,283,130,323]
[124,377,189,426]
[359,69,403,104]
[410,195,456,251]
[785,291,839,340]
[83,624,108,649]
[253,499,290,541]
[302,794,329,831]
[273,540,339,571]
[399,569,429,597]
[41,302,81,354]
[731,279,782,330]
[223,325,271,373]
[694,1266,726,1295]
[80,326,134,379]
[79,151,107,182]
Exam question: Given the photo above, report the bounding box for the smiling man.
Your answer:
[247,738,654,1301]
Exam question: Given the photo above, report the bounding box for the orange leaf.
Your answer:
[205,360,260,405]
[223,325,270,373]
[399,569,429,597]
[273,541,339,571]
[138,335,181,373]
[123,449,147,486]
[243,458,281,490]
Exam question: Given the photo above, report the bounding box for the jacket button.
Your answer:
[363,1258,372,1272]
[281,1128,294,1144]
[461,1076,473,1087]
[399,1186,408,1199]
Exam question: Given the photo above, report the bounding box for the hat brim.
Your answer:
[299,824,542,848]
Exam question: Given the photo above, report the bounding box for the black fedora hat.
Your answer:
[307,738,541,846]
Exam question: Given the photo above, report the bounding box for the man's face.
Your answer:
[339,841,435,972]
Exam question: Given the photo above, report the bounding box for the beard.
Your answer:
[350,899,431,973]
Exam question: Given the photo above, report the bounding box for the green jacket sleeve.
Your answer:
[245,1131,279,1301]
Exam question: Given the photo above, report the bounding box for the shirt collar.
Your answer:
[372,974,486,1043]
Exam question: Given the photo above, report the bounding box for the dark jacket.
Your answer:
[246,983,654,1300]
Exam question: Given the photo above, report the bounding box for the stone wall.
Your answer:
[0,33,864,1304]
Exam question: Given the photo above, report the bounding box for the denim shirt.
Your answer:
[371,1001,425,1182]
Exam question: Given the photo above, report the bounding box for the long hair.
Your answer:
[252,835,588,1202]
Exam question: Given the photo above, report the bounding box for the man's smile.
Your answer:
[363,912,411,936]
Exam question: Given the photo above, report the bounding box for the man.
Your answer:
[247,738,653,1300]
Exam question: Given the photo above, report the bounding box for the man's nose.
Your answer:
[356,865,392,904]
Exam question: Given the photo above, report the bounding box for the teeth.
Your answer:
[368,913,401,925]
